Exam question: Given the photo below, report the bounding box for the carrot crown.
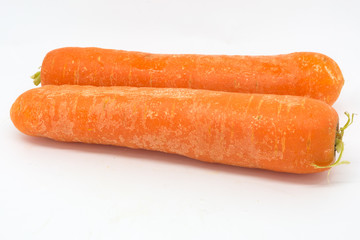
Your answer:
[312,112,355,169]
[31,69,41,86]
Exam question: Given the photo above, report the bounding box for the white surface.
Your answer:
[1,0,360,239]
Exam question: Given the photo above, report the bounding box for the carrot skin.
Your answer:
[40,47,344,105]
[10,85,338,174]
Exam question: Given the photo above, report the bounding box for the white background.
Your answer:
[1,0,360,239]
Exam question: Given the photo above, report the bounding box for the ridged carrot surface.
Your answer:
[38,47,344,105]
[11,85,338,174]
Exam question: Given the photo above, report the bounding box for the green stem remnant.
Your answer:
[31,70,41,86]
[312,112,355,169]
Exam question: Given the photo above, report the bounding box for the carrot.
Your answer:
[31,47,344,105]
[10,85,352,174]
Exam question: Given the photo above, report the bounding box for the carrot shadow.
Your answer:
[20,135,332,186]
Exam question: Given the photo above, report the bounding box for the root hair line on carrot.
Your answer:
[312,112,355,169]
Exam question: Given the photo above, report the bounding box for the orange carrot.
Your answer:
[32,47,344,105]
[10,85,351,174]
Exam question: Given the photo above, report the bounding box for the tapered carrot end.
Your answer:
[312,112,355,170]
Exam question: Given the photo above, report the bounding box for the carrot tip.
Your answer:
[312,112,355,170]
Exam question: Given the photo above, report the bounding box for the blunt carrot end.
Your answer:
[312,112,355,170]
[31,69,41,86]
